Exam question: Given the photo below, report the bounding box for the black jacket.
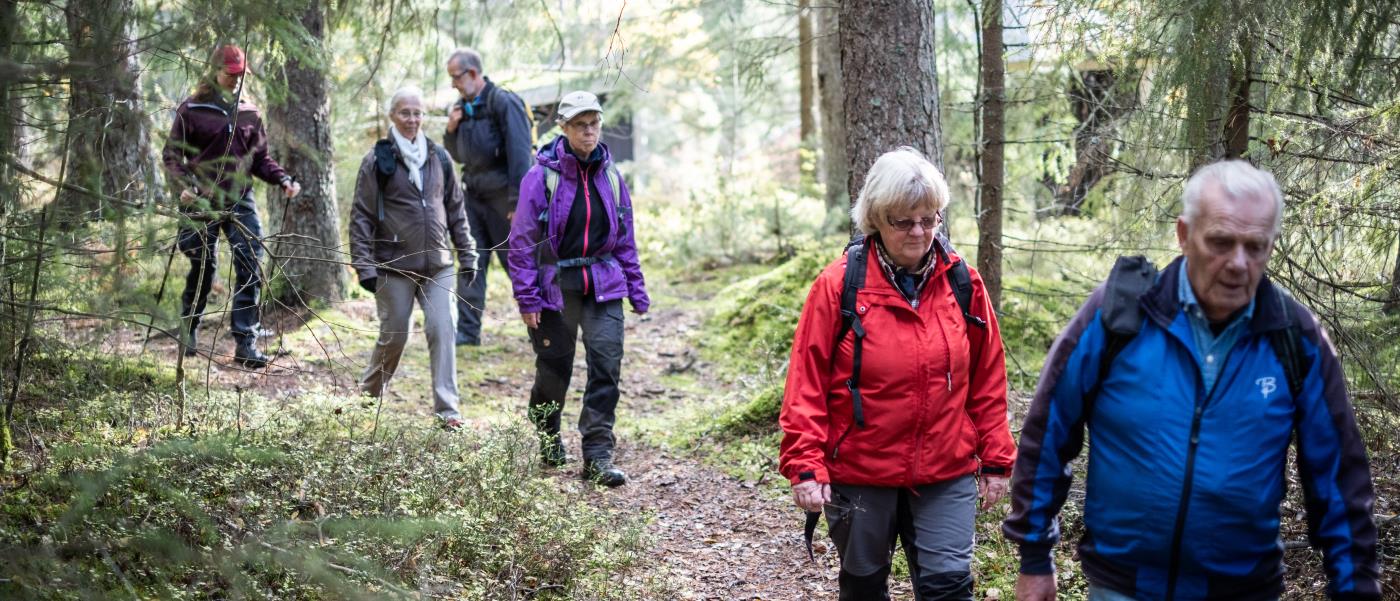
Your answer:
[443,78,533,218]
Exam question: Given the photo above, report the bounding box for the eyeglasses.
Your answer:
[448,69,471,81]
[886,214,941,232]
[394,110,425,120]
[565,119,603,132]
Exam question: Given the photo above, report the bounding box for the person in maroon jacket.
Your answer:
[779,148,1015,600]
[161,44,301,368]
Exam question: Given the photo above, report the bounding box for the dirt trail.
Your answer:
[100,280,859,599]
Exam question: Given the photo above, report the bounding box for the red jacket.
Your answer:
[778,240,1015,487]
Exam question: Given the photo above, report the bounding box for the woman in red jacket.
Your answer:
[779,148,1015,600]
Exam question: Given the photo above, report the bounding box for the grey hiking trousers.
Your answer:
[360,267,461,419]
[826,475,978,601]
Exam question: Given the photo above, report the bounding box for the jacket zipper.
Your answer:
[578,162,593,295]
[1164,345,1244,600]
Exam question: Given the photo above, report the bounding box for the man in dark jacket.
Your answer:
[443,48,534,346]
[1003,160,1379,601]
[161,44,301,369]
[507,91,648,487]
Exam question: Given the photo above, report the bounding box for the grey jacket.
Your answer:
[349,137,478,282]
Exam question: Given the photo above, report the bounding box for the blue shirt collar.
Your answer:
[1177,259,1255,325]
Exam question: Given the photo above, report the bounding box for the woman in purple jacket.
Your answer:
[161,44,301,368]
[506,91,649,487]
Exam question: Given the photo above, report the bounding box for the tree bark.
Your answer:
[266,0,347,306]
[840,0,941,214]
[798,0,816,145]
[0,0,16,470]
[1387,240,1400,315]
[800,0,817,189]
[818,1,848,213]
[977,0,1005,312]
[1223,41,1253,159]
[1045,69,1135,215]
[56,0,153,225]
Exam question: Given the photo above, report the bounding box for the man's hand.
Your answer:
[447,104,463,134]
[1015,573,1056,601]
[180,187,199,205]
[791,480,830,513]
[458,268,478,287]
[979,474,1010,511]
[281,180,302,199]
[521,312,540,329]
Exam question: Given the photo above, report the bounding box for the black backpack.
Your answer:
[804,234,987,561]
[1085,256,1311,419]
[372,138,454,223]
[834,234,986,430]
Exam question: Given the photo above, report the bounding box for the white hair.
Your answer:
[385,86,424,115]
[850,147,950,236]
[1181,160,1284,234]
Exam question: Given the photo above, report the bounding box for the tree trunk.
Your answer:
[798,0,817,191]
[818,1,848,213]
[56,0,153,225]
[798,0,816,145]
[266,0,347,306]
[0,0,17,470]
[840,0,941,213]
[977,0,1005,312]
[1223,40,1253,159]
[1044,69,1135,215]
[1387,240,1400,315]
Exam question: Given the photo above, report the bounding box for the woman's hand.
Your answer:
[791,480,830,513]
[521,312,541,329]
[979,474,1010,511]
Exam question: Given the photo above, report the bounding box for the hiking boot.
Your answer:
[234,338,270,369]
[540,437,569,468]
[455,332,480,346]
[582,457,627,487]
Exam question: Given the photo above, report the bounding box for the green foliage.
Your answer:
[702,243,834,368]
[0,352,670,600]
[998,276,1089,387]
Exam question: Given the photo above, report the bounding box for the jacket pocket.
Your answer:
[537,264,563,308]
[590,258,628,300]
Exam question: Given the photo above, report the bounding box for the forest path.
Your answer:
[115,272,864,599]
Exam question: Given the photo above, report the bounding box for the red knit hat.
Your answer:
[215,44,246,75]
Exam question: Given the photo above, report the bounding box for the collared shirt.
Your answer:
[873,237,935,308]
[1177,259,1255,392]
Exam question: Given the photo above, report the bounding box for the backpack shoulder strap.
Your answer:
[1266,289,1312,399]
[837,236,869,429]
[542,168,561,221]
[937,237,987,330]
[373,139,397,222]
[1086,255,1158,420]
[435,145,453,183]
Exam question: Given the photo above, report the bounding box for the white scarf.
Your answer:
[390,126,427,191]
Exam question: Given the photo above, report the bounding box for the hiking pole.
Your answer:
[140,239,180,356]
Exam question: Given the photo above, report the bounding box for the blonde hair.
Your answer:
[850,147,950,236]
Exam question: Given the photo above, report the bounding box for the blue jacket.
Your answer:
[1003,256,1378,600]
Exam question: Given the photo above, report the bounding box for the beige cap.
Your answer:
[557,91,603,121]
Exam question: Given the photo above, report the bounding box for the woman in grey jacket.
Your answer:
[349,86,478,429]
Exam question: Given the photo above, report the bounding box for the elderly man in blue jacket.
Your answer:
[1003,160,1379,601]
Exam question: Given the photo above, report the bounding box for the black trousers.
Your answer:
[527,292,625,460]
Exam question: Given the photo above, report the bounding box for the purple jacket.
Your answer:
[162,94,289,206]
[507,136,649,314]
